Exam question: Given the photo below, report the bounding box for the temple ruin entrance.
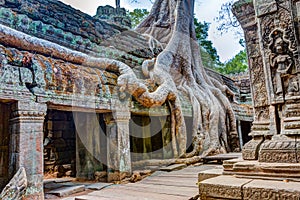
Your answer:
[239,121,252,146]
[44,110,77,178]
[130,114,172,162]
[44,109,107,181]
[0,101,12,190]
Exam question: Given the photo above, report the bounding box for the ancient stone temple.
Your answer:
[0,0,252,199]
[199,0,300,199]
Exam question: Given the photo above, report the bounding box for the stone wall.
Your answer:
[44,110,76,176]
[0,0,154,64]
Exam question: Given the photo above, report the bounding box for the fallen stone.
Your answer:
[160,164,187,172]
[86,182,113,190]
[46,185,85,197]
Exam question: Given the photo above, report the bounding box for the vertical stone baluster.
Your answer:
[9,101,46,199]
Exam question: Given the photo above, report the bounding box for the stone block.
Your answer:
[243,179,300,200]
[223,158,243,172]
[259,139,300,163]
[199,175,252,200]
[198,168,223,182]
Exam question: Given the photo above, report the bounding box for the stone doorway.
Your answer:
[0,101,12,190]
[44,110,107,181]
[129,114,172,162]
[240,121,252,146]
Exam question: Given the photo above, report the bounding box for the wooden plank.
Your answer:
[160,164,187,172]
[141,178,198,188]
[86,187,188,200]
[155,173,199,178]
[121,183,197,197]
[46,185,85,197]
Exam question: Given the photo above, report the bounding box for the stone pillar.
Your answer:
[9,101,46,199]
[105,99,131,182]
[233,1,273,160]
[251,0,300,163]
[237,120,244,148]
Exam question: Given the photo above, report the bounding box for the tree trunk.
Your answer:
[118,0,238,158]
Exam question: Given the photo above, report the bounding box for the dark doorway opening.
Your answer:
[241,121,252,145]
[130,114,172,162]
[43,110,107,181]
[0,102,12,190]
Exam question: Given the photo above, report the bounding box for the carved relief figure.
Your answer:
[269,29,293,99]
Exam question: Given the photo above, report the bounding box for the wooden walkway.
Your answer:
[61,164,221,200]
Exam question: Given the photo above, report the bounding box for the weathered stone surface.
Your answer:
[199,175,252,200]
[198,168,223,182]
[46,185,85,197]
[243,179,300,200]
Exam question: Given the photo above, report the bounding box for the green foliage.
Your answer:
[194,18,222,69]
[217,49,248,74]
[128,8,149,28]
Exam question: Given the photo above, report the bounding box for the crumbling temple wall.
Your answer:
[0,0,254,198]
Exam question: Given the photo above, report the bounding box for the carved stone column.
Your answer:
[233,1,273,160]
[9,101,46,199]
[251,0,300,163]
[105,98,131,182]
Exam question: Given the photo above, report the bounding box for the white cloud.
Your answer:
[59,0,243,62]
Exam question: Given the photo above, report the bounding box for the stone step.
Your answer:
[46,185,85,197]
[159,164,187,172]
[199,175,300,199]
[198,168,223,182]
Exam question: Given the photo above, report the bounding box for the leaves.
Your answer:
[128,8,150,28]
[217,49,248,75]
[194,18,222,70]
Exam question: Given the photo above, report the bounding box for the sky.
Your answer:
[59,0,243,62]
